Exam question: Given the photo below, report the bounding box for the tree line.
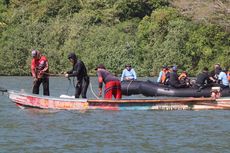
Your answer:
[0,0,229,76]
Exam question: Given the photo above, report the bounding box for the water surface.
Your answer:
[0,76,230,153]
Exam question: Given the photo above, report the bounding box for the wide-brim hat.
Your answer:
[95,64,106,70]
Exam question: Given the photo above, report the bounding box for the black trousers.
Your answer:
[32,77,50,96]
[75,76,89,98]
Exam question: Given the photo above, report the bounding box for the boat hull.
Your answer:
[8,90,230,111]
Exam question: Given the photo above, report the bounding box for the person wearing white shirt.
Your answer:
[218,68,229,88]
[121,64,137,81]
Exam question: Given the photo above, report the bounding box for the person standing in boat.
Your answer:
[121,64,137,81]
[31,50,50,96]
[65,53,89,98]
[168,66,187,88]
[195,67,216,90]
[95,64,122,99]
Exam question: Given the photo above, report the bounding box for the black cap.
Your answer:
[95,64,106,70]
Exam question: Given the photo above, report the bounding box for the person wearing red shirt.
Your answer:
[31,50,50,96]
[95,64,122,99]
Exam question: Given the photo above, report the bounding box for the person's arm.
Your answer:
[38,57,49,78]
[157,71,162,83]
[31,59,37,78]
[97,71,103,97]
[132,69,137,80]
[68,61,82,77]
[208,76,216,83]
[121,69,125,81]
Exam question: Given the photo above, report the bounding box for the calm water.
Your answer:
[0,76,230,153]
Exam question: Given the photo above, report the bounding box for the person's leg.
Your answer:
[104,81,114,99]
[115,81,122,99]
[42,77,50,96]
[81,76,89,98]
[32,79,42,94]
[75,81,82,98]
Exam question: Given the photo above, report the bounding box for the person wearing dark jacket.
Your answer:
[195,67,216,90]
[168,66,187,88]
[65,53,89,98]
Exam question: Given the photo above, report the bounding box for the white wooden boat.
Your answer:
[7,90,230,111]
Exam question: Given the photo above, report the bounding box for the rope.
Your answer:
[89,82,99,99]
[66,77,72,95]
[126,80,133,95]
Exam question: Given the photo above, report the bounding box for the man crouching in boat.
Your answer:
[65,53,89,98]
[31,50,50,96]
[95,64,122,99]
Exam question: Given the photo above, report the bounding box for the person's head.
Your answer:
[203,67,209,72]
[67,52,77,63]
[222,67,227,73]
[214,63,220,69]
[172,65,177,72]
[125,64,132,71]
[162,65,168,71]
[95,64,106,71]
[31,50,41,59]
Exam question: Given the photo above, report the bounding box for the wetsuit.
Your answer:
[31,55,50,96]
[67,59,89,98]
[195,71,212,89]
[169,71,187,88]
[97,69,122,99]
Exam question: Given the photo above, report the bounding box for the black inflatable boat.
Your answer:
[121,80,230,97]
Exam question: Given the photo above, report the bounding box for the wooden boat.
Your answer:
[7,90,230,111]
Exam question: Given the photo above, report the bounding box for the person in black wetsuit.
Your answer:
[65,53,89,98]
[195,67,216,90]
[168,66,187,88]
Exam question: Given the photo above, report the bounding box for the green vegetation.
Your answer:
[0,0,229,76]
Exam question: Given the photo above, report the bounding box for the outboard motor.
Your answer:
[211,87,221,98]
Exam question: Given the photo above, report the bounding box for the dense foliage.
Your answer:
[0,0,229,76]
